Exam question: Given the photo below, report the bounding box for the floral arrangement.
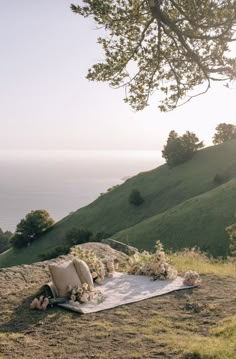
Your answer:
[68,283,104,304]
[183,270,201,286]
[71,248,116,283]
[127,242,178,280]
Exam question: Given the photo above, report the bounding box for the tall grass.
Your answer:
[169,249,236,277]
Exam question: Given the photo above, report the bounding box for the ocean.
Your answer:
[0,150,163,232]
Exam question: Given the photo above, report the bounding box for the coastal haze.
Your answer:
[0,2,235,233]
[0,1,235,233]
[0,150,162,231]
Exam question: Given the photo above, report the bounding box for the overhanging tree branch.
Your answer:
[71,0,236,111]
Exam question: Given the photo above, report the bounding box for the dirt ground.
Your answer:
[1,274,236,359]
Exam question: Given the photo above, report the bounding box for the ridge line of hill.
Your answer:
[0,139,236,267]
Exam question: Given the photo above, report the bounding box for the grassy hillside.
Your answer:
[114,178,236,256]
[0,140,236,267]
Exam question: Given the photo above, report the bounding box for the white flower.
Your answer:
[82,283,88,291]
[71,294,76,302]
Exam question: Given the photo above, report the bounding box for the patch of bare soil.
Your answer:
[1,274,236,359]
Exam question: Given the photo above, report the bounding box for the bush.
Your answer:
[39,245,71,261]
[66,227,93,246]
[94,231,111,241]
[129,189,144,206]
[10,234,27,249]
[226,222,236,256]
[213,173,229,186]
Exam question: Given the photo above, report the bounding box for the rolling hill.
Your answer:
[0,139,236,267]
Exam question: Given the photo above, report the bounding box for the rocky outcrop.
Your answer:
[0,243,130,297]
[101,238,138,256]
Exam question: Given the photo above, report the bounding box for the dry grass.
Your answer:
[1,257,236,358]
[169,250,236,277]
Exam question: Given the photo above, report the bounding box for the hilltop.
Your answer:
[1,244,236,358]
[0,139,236,267]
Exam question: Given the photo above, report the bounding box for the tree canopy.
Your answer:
[71,1,236,111]
[11,210,55,249]
[212,122,236,144]
[0,228,12,254]
[162,130,204,166]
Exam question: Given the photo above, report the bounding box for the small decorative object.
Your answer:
[183,271,201,286]
[30,296,50,310]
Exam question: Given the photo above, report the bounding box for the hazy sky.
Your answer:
[0,1,235,151]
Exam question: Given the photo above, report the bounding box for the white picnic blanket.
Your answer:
[59,272,193,314]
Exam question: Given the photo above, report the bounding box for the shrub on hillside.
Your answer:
[213,173,229,186]
[39,245,71,261]
[226,221,236,256]
[94,231,111,241]
[129,189,144,206]
[10,234,28,249]
[66,227,93,246]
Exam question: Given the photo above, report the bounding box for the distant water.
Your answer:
[0,150,163,232]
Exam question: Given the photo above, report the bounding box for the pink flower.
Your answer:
[89,292,95,300]
[92,271,98,279]
[80,293,89,303]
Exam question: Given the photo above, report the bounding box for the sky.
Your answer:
[0,0,235,152]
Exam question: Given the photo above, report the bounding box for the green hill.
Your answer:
[1,140,236,267]
[114,178,236,256]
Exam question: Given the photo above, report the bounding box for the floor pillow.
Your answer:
[48,261,82,297]
[73,258,94,291]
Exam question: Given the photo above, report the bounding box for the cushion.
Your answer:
[73,258,94,291]
[48,261,82,297]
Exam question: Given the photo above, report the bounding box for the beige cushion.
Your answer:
[73,259,94,291]
[48,261,82,297]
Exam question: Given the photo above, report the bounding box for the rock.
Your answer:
[0,243,130,297]
[101,238,138,256]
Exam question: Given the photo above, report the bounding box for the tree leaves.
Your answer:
[212,123,236,144]
[71,0,236,111]
[11,210,55,249]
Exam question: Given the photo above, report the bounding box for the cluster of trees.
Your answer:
[11,210,55,249]
[162,130,204,167]
[0,228,12,254]
[162,123,236,167]
[7,207,112,252]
